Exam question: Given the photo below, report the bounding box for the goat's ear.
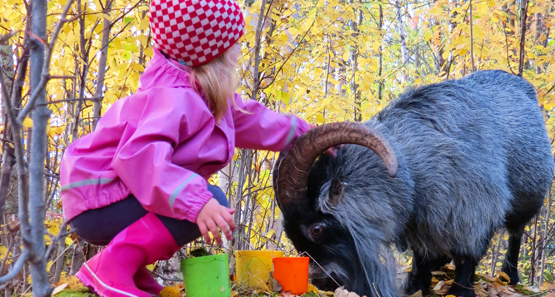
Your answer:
[327,178,344,206]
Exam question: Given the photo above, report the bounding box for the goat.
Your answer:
[273,70,554,297]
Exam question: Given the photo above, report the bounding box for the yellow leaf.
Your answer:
[22,118,33,128]
[139,18,149,31]
[316,113,325,124]
[342,51,349,61]
[65,236,73,246]
[280,91,291,105]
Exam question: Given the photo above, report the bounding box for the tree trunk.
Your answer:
[490,230,504,277]
[0,41,16,225]
[92,1,113,130]
[469,0,476,71]
[251,0,267,100]
[395,0,408,83]
[350,4,362,122]
[53,237,66,283]
[539,185,552,285]
[518,0,529,76]
[72,0,91,139]
[69,241,85,275]
[28,0,51,294]
[378,2,383,102]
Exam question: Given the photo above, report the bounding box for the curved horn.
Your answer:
[275,122,398,209]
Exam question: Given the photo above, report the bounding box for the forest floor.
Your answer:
[49,264,555,297]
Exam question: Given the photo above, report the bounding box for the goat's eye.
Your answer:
[310,224,324,239]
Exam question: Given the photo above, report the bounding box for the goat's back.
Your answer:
[372,70,553,256]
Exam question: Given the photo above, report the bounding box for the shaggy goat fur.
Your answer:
[280,70,554,297]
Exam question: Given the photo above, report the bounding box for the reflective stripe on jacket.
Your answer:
[60,48,310,222]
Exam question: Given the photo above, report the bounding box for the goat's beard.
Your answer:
[302,226,400,297]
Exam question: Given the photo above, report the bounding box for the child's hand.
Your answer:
[197,198,236,245]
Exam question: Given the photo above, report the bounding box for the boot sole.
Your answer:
[77,263,152,297]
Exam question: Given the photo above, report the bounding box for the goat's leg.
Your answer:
[446,255,477,297]
[501,226,524,285]
[404,251,432,296]
[430,255,451,271]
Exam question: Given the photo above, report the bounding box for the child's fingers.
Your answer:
[222,210,236,232]
[198,222,211,244]
[206,220,222,245]
[227,208,235,214]
[214,215,232,240]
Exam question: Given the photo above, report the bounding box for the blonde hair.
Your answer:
[190,47,239,122]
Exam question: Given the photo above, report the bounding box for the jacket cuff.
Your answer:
[184,189,213,223]
[283,114,310,151]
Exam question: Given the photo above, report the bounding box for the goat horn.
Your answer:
[275,122,398,209]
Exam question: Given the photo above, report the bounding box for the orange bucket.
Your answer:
[272,257,310,295]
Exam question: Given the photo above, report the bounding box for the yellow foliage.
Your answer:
[0,245,13,265]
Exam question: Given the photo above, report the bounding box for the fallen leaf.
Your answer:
[540,282,555,291]
[432,280,449,295]
[52,283,68,295]
[498,271,511,283]
[307,283,319,293]
[159,286,180,297]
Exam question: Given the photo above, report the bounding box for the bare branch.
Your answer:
[49,75,76,80]
[37,96,103,106]
[17,0,77,123]
[0,31,20,44]
[469,0,476,71]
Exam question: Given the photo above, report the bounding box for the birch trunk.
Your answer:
[395,0,408,83]
[0,41,15,224]
[92,1,113,130]
[28,0,50,294]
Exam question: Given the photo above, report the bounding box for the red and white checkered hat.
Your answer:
[150,0,245,67]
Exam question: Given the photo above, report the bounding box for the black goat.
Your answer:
[274,70,554,297]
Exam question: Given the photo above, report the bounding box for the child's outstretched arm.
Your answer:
[231,93,310,151]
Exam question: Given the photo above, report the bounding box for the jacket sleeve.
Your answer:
[110,89,213,223]
[231,93,310,151]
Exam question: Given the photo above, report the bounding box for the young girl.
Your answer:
[60,0,310,296]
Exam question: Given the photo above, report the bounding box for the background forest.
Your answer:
[0,0,554,296]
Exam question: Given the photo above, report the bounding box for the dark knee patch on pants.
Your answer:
[69,185,229,247]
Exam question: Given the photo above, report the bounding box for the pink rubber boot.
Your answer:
[134,267,164,295]
[76,213,180,297]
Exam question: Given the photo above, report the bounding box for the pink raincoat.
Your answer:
[60,48,310,223]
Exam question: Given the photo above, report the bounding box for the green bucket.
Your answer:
[181,254,231,297]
